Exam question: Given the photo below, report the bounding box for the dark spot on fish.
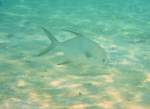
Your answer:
[102,58,106,63]
[85,51,92,58]
[102,58,108,64]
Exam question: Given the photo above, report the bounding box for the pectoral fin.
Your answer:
[57,60,72,65]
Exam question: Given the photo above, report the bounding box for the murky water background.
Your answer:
[0,0,150,109]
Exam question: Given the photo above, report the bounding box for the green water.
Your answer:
[0,0,150,109]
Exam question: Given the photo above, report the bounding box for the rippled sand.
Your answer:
[0,0,149,109]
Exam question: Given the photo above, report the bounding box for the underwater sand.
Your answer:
[0,0,150,109]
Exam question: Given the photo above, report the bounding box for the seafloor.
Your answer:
[0,0,150,109]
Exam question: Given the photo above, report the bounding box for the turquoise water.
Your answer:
[0,0,150,109]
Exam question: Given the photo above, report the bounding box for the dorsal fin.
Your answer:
[61,29,83,37]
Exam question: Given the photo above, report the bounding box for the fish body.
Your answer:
[38,27,107,66]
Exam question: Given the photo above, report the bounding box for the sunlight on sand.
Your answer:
[126,104,147,109]
[39,99,51,109]
[0,1,149,108]
[98,100,113,109]
[143,73,150,82]
[127,49,138,60]
[38,94,53,108]
[0,55,35,75]
[62,86,88,97]
[63,83,82,89]
[0,55,24,67]
[106,88,123,102]
[133,93,143,102]
[28,91,39,102]
[49,80,64,87]
[90,81,101,87]
[118,59,131,65]
[16,79,26,87]
[102,74,114,83]
[70,103,88,109]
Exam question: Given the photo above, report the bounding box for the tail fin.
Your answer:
[37,45,54,56]
[41,27,58,45]
[37,27,59,56]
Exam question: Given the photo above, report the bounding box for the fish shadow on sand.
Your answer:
[37,27,108,68]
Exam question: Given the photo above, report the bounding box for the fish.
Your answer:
[37,27,107,66]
